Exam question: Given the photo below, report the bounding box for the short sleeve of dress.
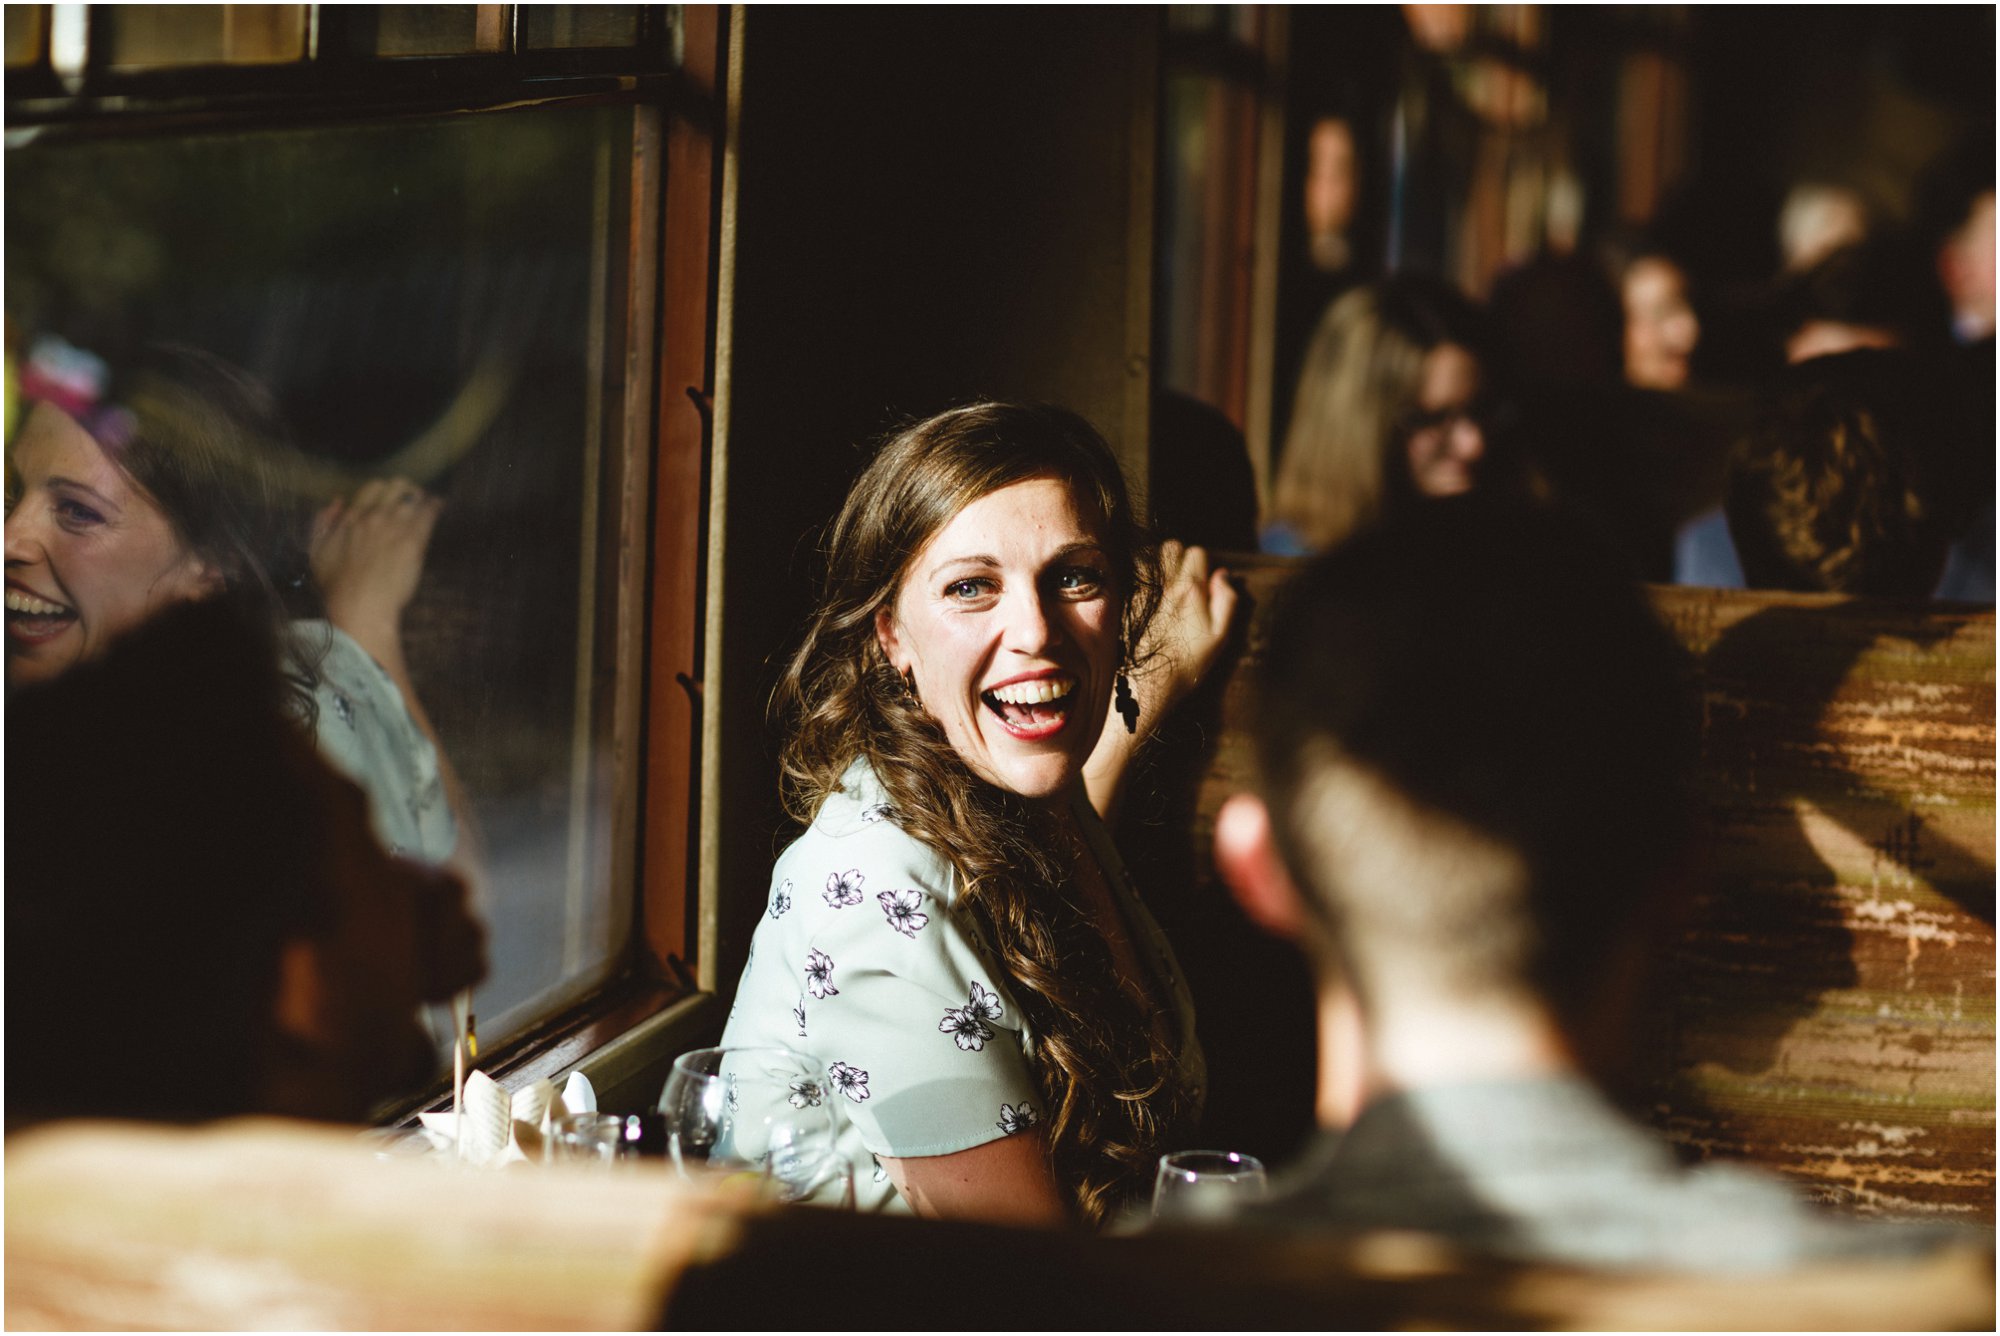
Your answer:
[797,847,1038,1158]
[291,619,457,865]
[720,764,1042,1174]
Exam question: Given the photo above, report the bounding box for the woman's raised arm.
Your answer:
[1084,540,1238,822]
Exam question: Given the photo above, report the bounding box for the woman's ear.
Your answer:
[191,557,228,598]
[167,547,229,602]
[874,605,907,674]
[1213,792,1312,940]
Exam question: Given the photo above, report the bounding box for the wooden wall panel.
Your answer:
[1643,585,1995,1223]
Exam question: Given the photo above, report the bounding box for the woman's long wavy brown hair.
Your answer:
[771,402,1196,1224]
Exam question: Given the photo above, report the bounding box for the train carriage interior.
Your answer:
[3,4,1994,1329]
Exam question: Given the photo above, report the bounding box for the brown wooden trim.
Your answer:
[640,4,723,974]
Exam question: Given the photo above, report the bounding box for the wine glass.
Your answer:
[658,1046,853,1207]
[552,1111,626,1166]
[1151,1150,1268,1224]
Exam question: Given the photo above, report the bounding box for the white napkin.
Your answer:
[417,1070,599,1166]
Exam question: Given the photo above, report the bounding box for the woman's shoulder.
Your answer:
[777,759,956,900]
[808,756,904,828]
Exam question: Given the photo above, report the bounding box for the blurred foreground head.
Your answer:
[1248,498,1696,1025]
[6,599,483,1127]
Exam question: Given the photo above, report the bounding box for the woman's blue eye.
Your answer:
[55,498,104,526]
[945,578,990,599]
[1056,567,1104,594]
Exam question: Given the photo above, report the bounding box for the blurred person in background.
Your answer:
[1724,349,1980,600]
[1264,275,1501,556]
[1935,187,1996,346]
[1777,239,1949,366]
[1621,249,1702,393]
[1777,182,1873,277]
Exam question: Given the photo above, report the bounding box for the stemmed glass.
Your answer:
[658,1046,853,1207]
[1151,1150,1268,1224]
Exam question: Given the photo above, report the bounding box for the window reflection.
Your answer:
[6,106,648,1049]
[363,5,506,58]
[4,5,47,68]
[101,5,308,68]
[519,6,644,51]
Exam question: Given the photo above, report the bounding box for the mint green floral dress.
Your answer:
[292,619,457,865]
[720,759,1203,1213]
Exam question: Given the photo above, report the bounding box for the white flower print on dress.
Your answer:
[828,1061,871,1103]
[788,1079,824,1109]
[939,979,1005,1051]
[861,803,894,824]
[824,868,865,908]
[996,1101,1038,1135]
[877,888,930,937]
[804,948,839,999]
[768,879,793,919]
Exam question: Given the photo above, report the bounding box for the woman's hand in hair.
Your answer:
[1085,541,1238,821]
[1139,540,1238,716]
[310,478,443,668]
[310,478,481,873]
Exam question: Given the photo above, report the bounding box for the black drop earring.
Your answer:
[1114,667,1138,735]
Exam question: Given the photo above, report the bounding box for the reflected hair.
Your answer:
[100,345,322,720]
[771,402,1193,1224]
[1270,275,1483,553]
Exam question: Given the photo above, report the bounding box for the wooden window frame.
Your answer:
[4,3,728,1115]
[1158,6,1288,499]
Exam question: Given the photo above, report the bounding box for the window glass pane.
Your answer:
[519,5,644,51]
[368,4,505,57]
[100,5,307,68]
[6,107,646,1050]
[5,5,47,68]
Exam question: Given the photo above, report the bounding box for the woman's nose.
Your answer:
[1000,588,1059,652]
[4,503,47,565]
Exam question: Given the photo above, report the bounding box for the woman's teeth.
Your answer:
[985,676,1074,706]
[983,676,1076,734]
[6,590,70,616]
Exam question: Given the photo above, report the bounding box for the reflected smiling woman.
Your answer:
[5,396,220,683]
[4,340,464,868]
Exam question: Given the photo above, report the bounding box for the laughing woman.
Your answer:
[4,343,463,867]
[719,402,1235,1227]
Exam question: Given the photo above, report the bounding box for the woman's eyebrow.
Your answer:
[925,553,1000,582]
[45,474,120,513]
